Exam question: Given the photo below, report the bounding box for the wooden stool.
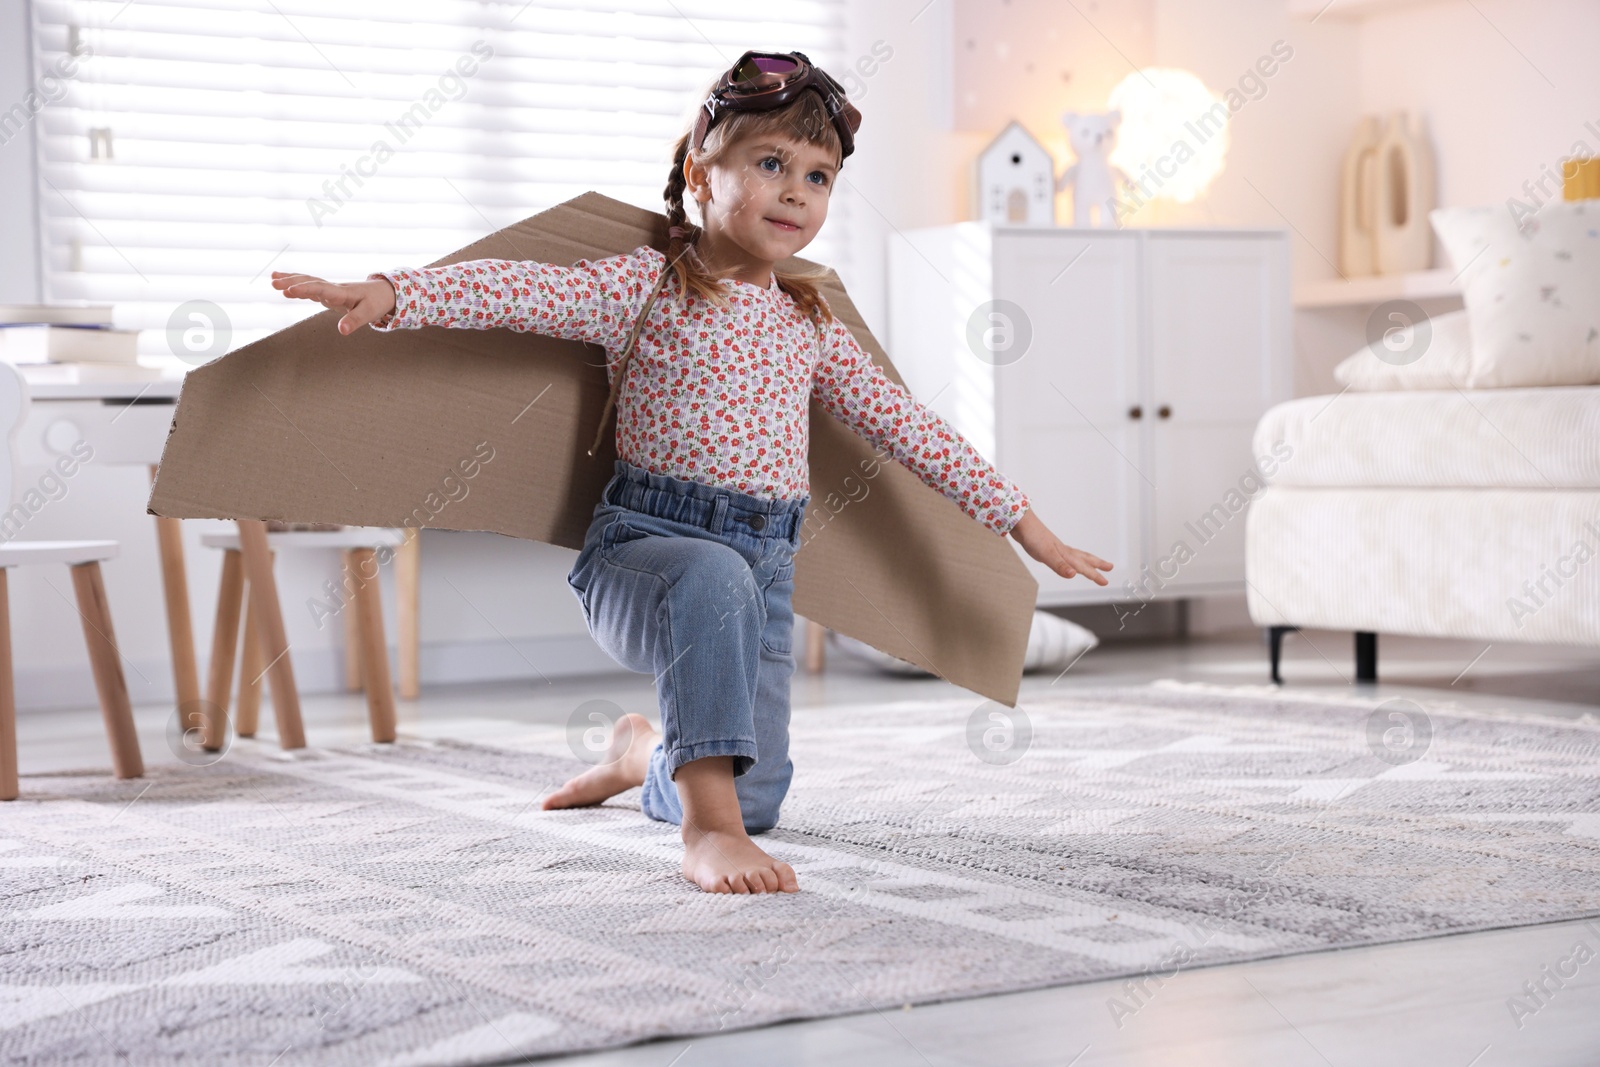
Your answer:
[198,527,409,750]
[0,542,144,801]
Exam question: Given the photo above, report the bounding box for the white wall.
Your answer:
[846,0,1545,400]
[835,0,1160,337]
[1155,0,1600,394]
[1358,0,1600,208]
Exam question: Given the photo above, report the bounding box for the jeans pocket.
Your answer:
[570,510,628,614]
[758,550,797,657]
[600,515,652,557]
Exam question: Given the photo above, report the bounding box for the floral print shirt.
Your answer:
[367,245,1030,536]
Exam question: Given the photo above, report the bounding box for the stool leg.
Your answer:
[69,561,144,781]
[396,529,420,700]
[150,466,202,735]
[342,550,363,692]
[0,570,16,801]
[803,616,826,674]
[235,578,265,738]
[349,547,397,743]
[203,549,245,750]
[237,520,306,749]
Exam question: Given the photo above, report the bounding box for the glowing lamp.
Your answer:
[1106,67,1228,207]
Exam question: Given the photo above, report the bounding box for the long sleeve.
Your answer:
[363,245,661,351]
[810,299,1031,537]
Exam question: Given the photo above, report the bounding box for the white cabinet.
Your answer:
[887,223,1291,607]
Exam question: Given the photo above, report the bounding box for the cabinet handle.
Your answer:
[1128,405,1143,420]
[1157,405,1172,419]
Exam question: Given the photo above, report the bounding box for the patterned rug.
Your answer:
[4,681,1599,1066]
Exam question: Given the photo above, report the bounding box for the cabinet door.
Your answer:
[1146,234,1290,591]
[994,230,1143,603]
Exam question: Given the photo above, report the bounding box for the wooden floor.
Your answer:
[14,625,1600,1066]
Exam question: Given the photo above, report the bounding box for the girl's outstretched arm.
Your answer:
[363,247,662,351]
[274,246,666,352]
[810,297,1111,585]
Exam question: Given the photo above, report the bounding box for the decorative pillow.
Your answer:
[1333,307,1473,390]
[1429,200,1600,387]
[828,610,1099,676]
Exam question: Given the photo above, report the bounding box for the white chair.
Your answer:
[198,526,409,749]
[0,361,143,800]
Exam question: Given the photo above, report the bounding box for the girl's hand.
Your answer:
[1007,509,1113,586]
[271,272,397,335]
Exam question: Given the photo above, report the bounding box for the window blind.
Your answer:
[29,0,851,363]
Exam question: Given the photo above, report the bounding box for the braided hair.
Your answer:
[660,84,843,329]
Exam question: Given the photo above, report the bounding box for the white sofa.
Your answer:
[1245,385,1600,682]
[1246,199,1600,684]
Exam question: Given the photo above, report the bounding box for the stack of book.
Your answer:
[0,304,164,382]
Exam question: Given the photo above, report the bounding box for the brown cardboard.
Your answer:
[148,192,1038,706]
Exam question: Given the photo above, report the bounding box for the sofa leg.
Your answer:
[1268,626,1296,685]
[1355,631,1378,683]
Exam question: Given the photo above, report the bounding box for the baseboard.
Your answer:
[14,635,629,715]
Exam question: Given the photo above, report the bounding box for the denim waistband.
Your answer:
[605,459,809,545]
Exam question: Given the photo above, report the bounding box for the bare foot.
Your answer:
[682,827,800,894]
[541,712,658,810]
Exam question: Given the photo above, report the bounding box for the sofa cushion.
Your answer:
[1333,308,1473,391]
[1430,200,1600,388]
[1254,386,1600,488]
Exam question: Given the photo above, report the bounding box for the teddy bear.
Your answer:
[1057,110,1134,228]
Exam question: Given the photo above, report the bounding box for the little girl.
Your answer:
[273,50,1111,896]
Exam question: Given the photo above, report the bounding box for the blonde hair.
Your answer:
[661,80,844,327]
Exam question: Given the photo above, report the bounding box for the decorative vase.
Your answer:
[1338,115,1382,277]
[1373,110,1436,275]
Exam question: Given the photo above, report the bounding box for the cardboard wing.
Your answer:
[148,192,1039,706]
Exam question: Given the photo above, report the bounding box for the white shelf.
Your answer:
[17,364,185,400]
[1293,268,1461,309]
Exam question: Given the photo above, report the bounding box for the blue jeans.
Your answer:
[565,459,808,835]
